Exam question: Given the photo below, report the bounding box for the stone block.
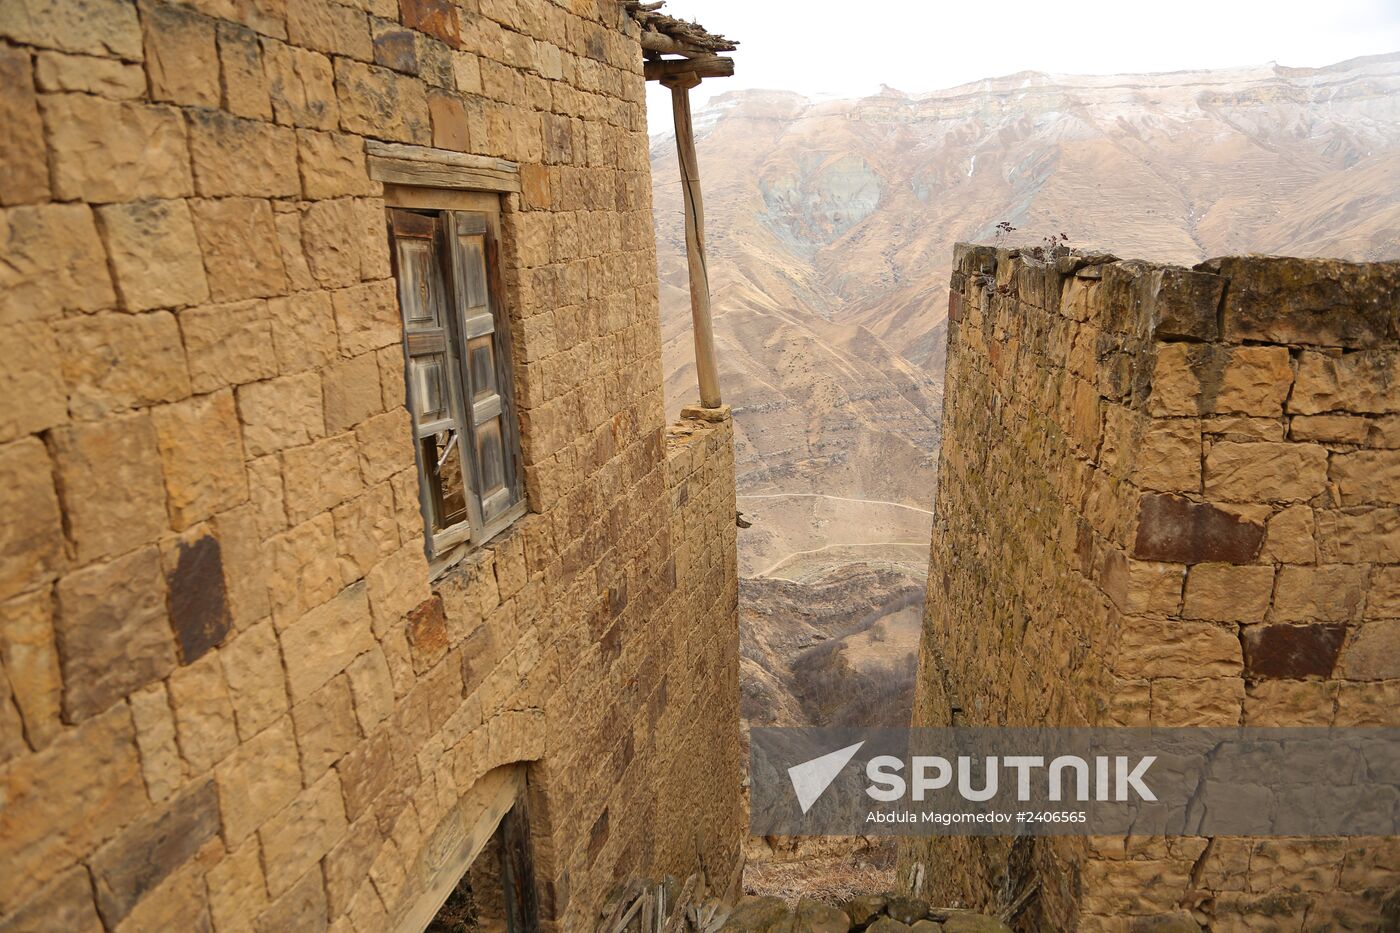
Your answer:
[1340,620,1400,681]
[128,682,184,802]
[0,589,62,750]
[258,770,347,897]
[89,778,220,926]
[351,196,391,279]
[282,432,364,523]
[140,0,220,107]
[1331,450,1400,505]
[365,542,430,636]
[1181,563,1275,622]
[323,352,384,432]
[1261,504,1315,564]
[332,278,399,355]
[287,0,371,60]
[41,95,192,203]
[1149,676,1244,727]
[279,582,373,702]
[323,814,381,918]
[354,407,413,484]
[34,50,144,98]
[428,89,471,150]
[167,650,239,771]
[399,0,458,46]
[190,198,289,301]
[1244,623,1346,680]
[1147,266,1223,341]
[267,513,341,626]
[164,530,233,665]
[188,109,300,198]
[296,129,377,199]
[0,0,142,57]
[96,199,210,311]
[1131,493,1264,564]
[215,716,303,844]
[372,18,417,73]
[1212,256,1400,349]
[0,704,145,916]
[1290,350,1400,416]
[253,864,328,933]
[0,44,51,206]
[1243,679,1337,726]
[290,674,361,780]
[205,839,268,933]
[1315,507,1400,563]
[180,299,278,392]
[1101,551,1184,618]
[344,645,394,733]
[301,199,363,288]
[237,370,326,457]
[333,57,431,145]
[335,727,394,820]
[220,621,289,739]
[1132,417,1200,494]
[0,440,63,603]
[0,865,104,932]
[332,482,399,582]
[0,323,63,440]
[264,40,339,130]
[1369,567,1400,619]
[217,22,273,119]
[1214,346,1293,417]
[56,311,191,420]
[153,391,248,530]
[1272,564,1368,623]
[270,291,340,373]
[0,203,115,324]
[1289,414,1369,444]
[1205,441,1328,503]
[50,413,169,564]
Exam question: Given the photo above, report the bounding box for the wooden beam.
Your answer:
[644,56,734,82]
[662,72,722,409]
[365,141,521,193]
[639,30,705,56]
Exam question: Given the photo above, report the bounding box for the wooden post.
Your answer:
[662,72,722,409]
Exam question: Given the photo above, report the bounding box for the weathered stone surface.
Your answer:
[42,96,192,203]
[322,352,383,432]
[180,299,278,392]
[264,40,339,129]
[1340,621,1400,681]
[55,545,176,720]
[0,203,115,324]
[398,0,457,45]
[405,594,449,671]
[335,726,394,820]
[793,897,851,933]
[153,391,248,530]
[1214,346,1293,417]
[1244,624,1346,679]
[0,704,145,915]
[1212,256,1400,349]
[287,0,370,60]
[141,0,220,106]
[0,864,104,932]
[1316,507,1400,563]
[217,22,273,119]
[290,674,360,779]
[1132,493,1264,564]
[1290,350,1400,416]
[0,590,62,749]
[165,536,230,667]
[267,513,341,625]
[128,682,184,802]
[205,839,267,933]
[322,815,381,918]
[723,895,792,931]
[1272,565,1367,622]
[0,0,142,56]
[1289,414,1368,444]
[1102,552,1184,618]
[1331,450,1400,506]
[428,89,471,150]
[1261,504,1315,564]
[220,621,288,739]
[214,716,302,844]
[365,542,429,635]
[1205,441,1328,503]
[0,44,51,205]
[34,50,146,98]
[96,199,210,311]
[269,291,340,373]
[1131,417,1201,493]
[190,198,289,301]
[354,407,413,483]
[51,413,169,563]
[1181,563,1275,622]
[372,19,417,72]
[282,433,364,523]
[885,896,929,925]
[252,863,328,933]
[344,646,394,733]
[168,650,239,771]
[940,913,1011,933]
[56,311,191,420]
[0,439,64,602]
[296,129,378,199]
[1116,617,1241,677]
[332,483,398,582]
[279,581,373,702]
[1147,266,1223,341]
[237,371,326,456]
[89,778,220,926]
[333,57,431,144]
[258,770,347,897]
[866,919,912,933]
[188,110,300,198]
[300,199,363,288]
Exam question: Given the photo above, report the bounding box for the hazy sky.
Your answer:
[644,0,1400,130]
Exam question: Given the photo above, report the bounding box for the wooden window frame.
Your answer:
[385,189,526,568]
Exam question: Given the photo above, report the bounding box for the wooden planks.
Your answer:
[365,140,520,193]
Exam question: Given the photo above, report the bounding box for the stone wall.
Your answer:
[0,0,742,928]
[900,244,1400,931]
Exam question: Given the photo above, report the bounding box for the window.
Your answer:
[388,205,525,561]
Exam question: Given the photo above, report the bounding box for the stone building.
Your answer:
[0,0,743,929]
[903,245,1400,930]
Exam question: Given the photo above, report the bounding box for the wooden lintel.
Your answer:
[364,140,520,193]
[644,56,734,82]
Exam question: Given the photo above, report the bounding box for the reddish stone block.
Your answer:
[1244,624,1346,680]
[1132,493,1264,564]
[167,533,231,664]
[398,0,459,48]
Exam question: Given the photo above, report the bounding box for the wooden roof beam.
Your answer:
[644,55,734,82]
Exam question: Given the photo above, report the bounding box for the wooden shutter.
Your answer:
[445,210,524,531]
[388,209,474,552]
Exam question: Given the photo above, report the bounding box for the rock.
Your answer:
[0,438,64,603]
[279,581,374,702]
[910,923,943,933]
[938,911,1011,933]
[1244,623,1346,679]
[720,895,793,931]
[98,198,211,311]
[333,57,431,145]
[1341,620,1400,681]
[0,203,115,324]
[214,716,302,844]
[257,770,347,898]
[1205,441,1328,503]
[140,0,220,107]
[190,198,289,301]
[886,896,929,924]
[56,310,190,419]
[237,371,326,457]
[1212,255,1400,349]
[264,40,340,130]
[1130,913,1203,933]
[0,44,50,206]
[843,895,887,927]
[866,919,912,933]
[794,897,851,932]
[153,391,249,531]
[187,109,300,199]
[1132,493,1264,564]
[41,95,192,203]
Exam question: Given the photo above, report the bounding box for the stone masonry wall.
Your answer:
[0,0,742,929]
[900,244,1400,932]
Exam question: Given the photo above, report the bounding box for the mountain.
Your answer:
[650,52,1400,730]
